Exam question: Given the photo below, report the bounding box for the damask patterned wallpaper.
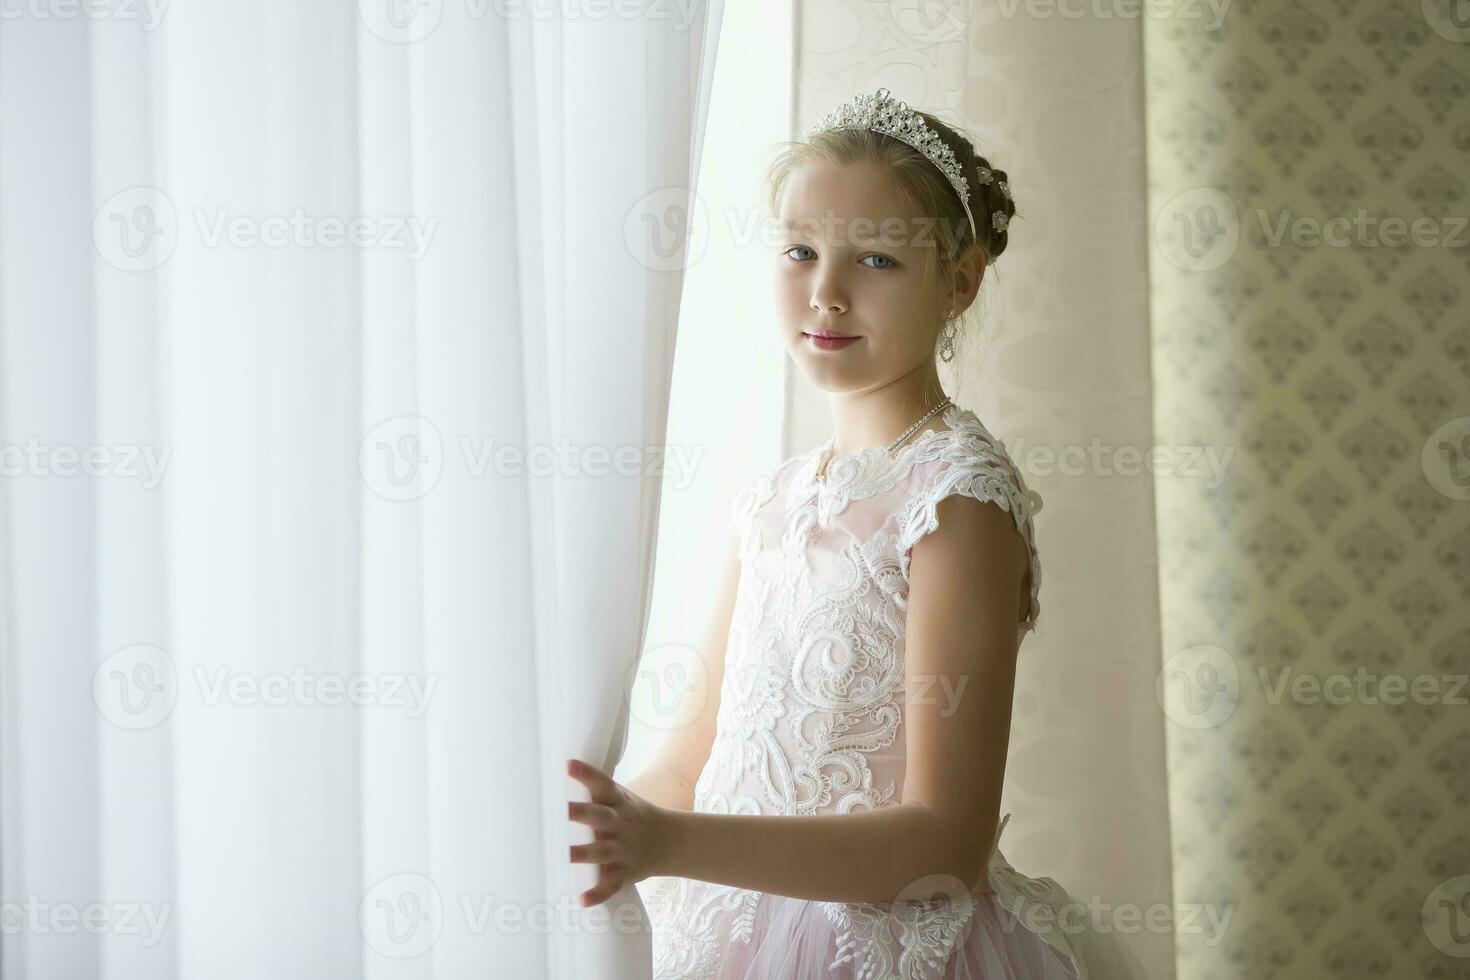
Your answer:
[1146,0,1470,977]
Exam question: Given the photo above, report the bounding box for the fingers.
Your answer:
[568,801,617,831]
[566,758,620,804]
[568,840,622,865]
[565,758,636,909]
[580,866,628,907]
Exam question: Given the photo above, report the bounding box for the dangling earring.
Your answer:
[938,310,958,363]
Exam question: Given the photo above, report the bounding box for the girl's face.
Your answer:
[774,159,955,393]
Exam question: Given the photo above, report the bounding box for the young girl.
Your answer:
[567,88,1152,980]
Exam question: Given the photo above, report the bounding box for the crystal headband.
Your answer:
[804,87,1011,241]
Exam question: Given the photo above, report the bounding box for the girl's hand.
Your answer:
[566,757,671,907]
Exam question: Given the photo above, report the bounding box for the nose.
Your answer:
[809,268,848,317]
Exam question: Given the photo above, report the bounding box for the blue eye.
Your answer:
[782,247,895,268]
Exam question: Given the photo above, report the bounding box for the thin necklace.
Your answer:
[815,397,953,482]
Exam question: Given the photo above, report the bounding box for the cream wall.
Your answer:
[790,3,1177,978]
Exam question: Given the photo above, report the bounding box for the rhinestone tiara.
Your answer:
[804,87,1012,240]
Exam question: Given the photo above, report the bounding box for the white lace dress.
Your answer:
[636,404,1150,980]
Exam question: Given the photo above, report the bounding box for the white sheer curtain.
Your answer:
[0,3,721,978]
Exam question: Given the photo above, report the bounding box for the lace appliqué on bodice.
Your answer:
[643,405,1078,980]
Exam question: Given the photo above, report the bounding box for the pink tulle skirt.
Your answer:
[643,855,1154,980]
[709,890,1082,979]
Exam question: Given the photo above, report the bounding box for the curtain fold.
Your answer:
[525,7,726,979]
[0,4,722,978]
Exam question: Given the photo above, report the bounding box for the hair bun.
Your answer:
[973,158,1016,260]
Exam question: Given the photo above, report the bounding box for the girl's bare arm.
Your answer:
[619,533,742,812]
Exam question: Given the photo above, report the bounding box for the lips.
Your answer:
[803,331,857,339]
[803,332,861,351]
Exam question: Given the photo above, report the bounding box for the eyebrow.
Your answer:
[779,216,901,229]
[777,217,918,249]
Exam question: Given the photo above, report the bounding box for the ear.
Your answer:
[951,241,987,315]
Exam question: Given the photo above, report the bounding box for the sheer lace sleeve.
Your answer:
[894,442,1042,636]
[728,462,783,540]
